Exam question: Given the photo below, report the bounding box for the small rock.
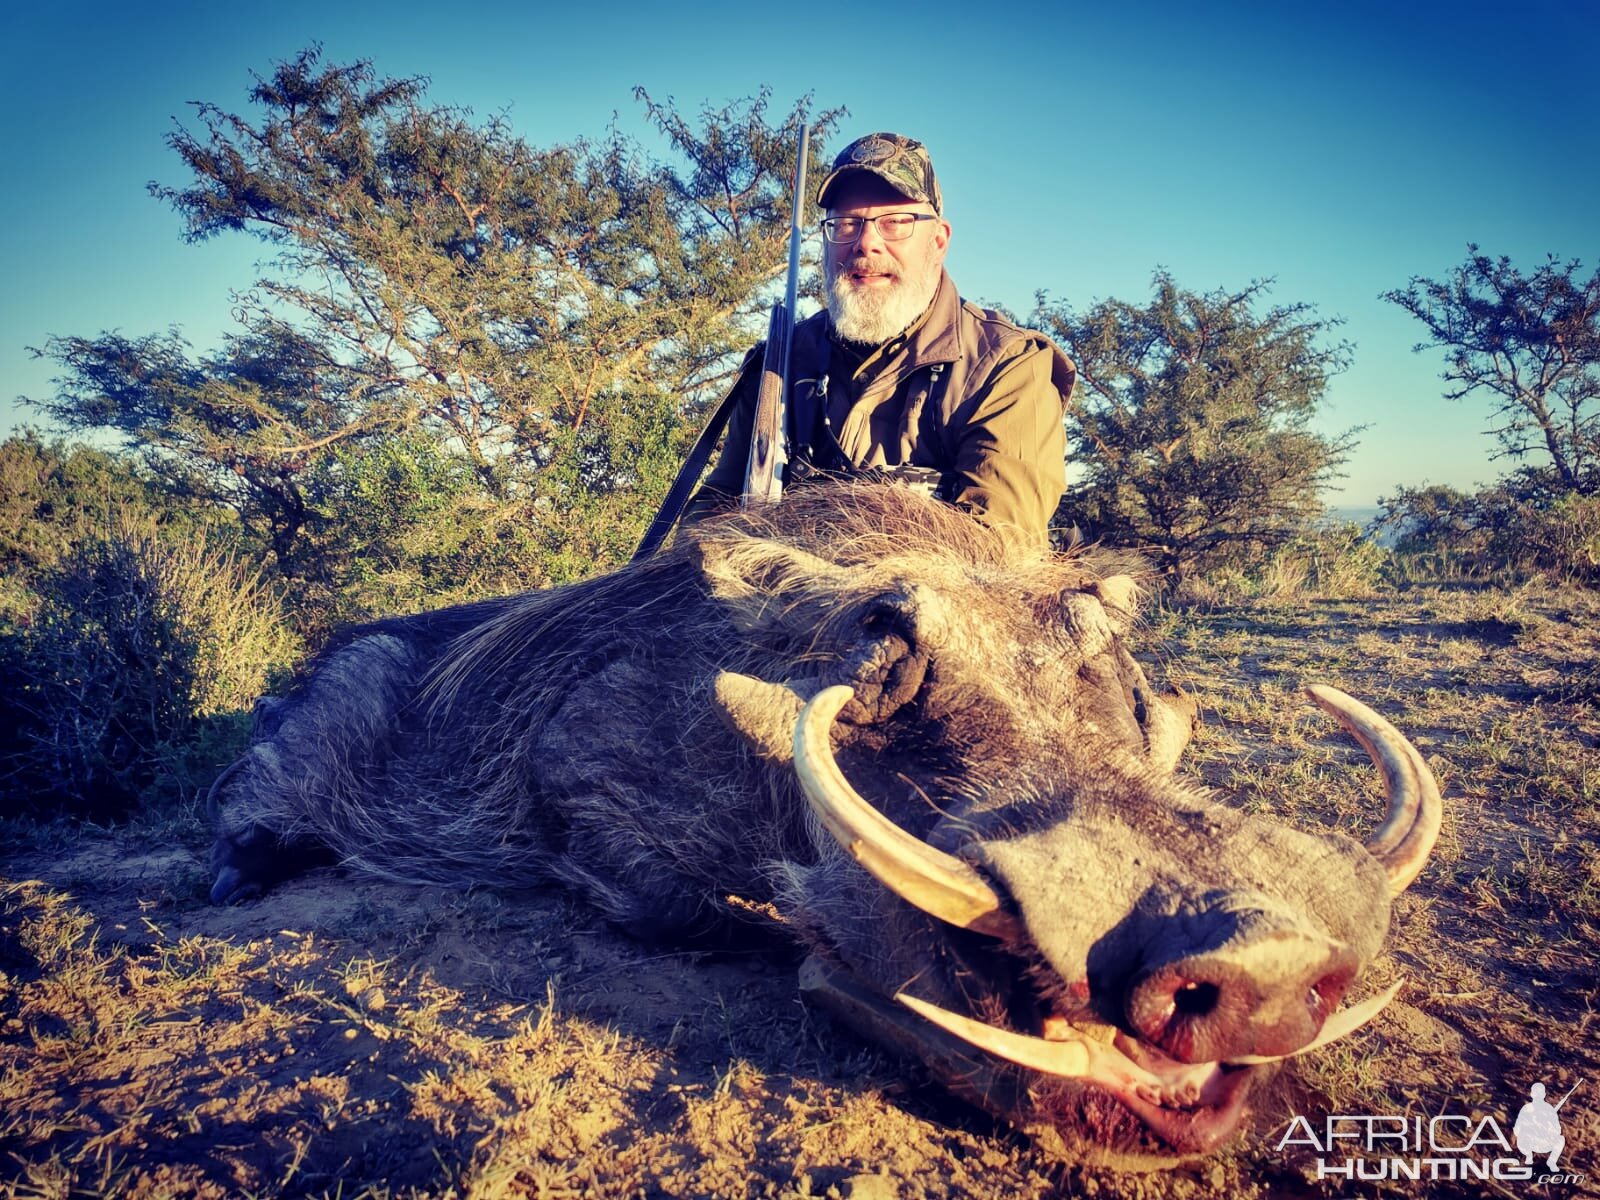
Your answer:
[841,1172,896,1200]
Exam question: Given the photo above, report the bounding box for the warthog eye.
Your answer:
[859,597,915,641]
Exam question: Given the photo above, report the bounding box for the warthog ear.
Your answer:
[1143,687,1199,773]
[1091,574,1140,631]
[692,533,843,632]
[712,671,820,762]
[1056,592,1118,660]
[1048,574,1140,660]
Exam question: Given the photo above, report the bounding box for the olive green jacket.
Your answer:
[686,272,1074,546]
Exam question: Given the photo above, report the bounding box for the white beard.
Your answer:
[826,249,943,345]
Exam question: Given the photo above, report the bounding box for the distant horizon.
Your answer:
[1326,504,1385,518]
[6,1,1595,508]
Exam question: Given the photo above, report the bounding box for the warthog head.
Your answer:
[209,483,1440,1166]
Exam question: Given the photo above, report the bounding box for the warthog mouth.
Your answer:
[804,951,1400,1157]
[799,952,1258,1156]
[897,977,1400,1154]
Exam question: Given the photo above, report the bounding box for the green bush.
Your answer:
[1517,492,1600,581]
[288,431,642,635]
[1,530,299,818]
[0,430,200,584]
[1379,479,1600,584]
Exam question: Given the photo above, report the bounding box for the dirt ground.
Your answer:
[4,580,1599,1199]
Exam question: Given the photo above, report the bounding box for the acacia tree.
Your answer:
[1384,247,1600,496]
[37,325,385,575]
[31,47,837,598]
[1036,274,1356,584]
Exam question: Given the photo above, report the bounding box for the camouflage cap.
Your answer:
[817,132,942,214]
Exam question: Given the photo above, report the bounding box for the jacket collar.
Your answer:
[901,269,963,367]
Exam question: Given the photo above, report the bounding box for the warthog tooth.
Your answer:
[896,991,1152,1089]
[1305,685,1442,895]
[793,685,1023,939]
[898,980,1403,1084]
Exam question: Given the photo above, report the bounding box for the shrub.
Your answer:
[1516,492,1600,582]
[1272,522,1387,600]
[1378,479,1600,584]
[1038,274,1356,588]
[0,430,200,584]
[1,530,299,819]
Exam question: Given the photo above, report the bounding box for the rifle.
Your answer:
[743,123,809,507]
[628,126,809,563]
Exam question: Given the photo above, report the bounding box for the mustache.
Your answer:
[839,257,898,278]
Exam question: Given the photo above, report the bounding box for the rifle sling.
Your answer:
[630,354,757,563]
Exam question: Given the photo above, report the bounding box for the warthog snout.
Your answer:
[1124,901,1359,1063]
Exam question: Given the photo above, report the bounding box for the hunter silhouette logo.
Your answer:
[1514,1081,1577,1171]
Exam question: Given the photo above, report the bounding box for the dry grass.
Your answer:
[3,574,1599,1198]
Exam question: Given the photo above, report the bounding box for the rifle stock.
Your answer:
[743,302,790,506]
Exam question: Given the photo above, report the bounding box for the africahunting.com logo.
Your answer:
[1277,1079,1584,1185]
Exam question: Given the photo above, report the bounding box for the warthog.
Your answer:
[210,483,1440,1165]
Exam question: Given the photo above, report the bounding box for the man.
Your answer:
[684,132,1075,547]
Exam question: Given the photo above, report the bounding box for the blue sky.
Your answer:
[4,0,1595,505]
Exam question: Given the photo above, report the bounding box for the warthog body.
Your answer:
[211,483,1438,1165]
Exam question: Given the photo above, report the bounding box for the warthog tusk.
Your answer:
[895,991,1164,1089]
[896,979,1403,1079]
[1305,685,1443,895]
[793,685,1022,939]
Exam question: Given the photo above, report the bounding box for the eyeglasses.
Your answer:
[820,212,939,244]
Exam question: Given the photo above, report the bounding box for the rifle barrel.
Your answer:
[741,124,809,508]
[778,124,809,403]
